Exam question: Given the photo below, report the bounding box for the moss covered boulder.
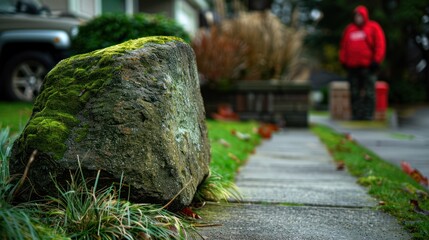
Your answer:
[10,36,210,210]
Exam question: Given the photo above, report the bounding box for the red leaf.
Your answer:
[401,161,413,174]
[258,125,273,139]
[179,207,202,219]
[212,104,239,121]
[345,133,353,141]
[410,169,429,187]
[336,161,345,171]
[401,161,429,186]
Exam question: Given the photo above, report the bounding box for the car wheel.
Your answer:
[2,51,54,102]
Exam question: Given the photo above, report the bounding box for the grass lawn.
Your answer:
[0,101,33,133]
[312,124,429,239]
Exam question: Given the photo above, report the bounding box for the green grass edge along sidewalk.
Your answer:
[311,124,429,239]
[196,120,261,202]
[207,120,260,183]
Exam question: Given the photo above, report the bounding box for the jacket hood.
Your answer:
[354,5,369,23]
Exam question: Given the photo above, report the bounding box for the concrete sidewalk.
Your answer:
[198,130,410,240]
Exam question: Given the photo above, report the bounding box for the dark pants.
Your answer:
[348,68,376,120]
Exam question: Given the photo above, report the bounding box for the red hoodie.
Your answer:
[339,6,386,68]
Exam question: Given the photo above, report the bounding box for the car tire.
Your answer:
[1,51,54,102]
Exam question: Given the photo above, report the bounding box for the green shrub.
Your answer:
[72,13,190,54]
[389,79,426,104]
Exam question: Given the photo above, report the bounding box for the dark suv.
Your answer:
[0,0,80,101]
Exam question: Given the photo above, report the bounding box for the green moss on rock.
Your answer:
[91,36,184,56]
[15,36,182,161]
[74,123,89,143]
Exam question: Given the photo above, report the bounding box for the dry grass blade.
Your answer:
[162,179,192,210]
[194,171,242,203]
[13,149,37,198]
[42,157,200,239]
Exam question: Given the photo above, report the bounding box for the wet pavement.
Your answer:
[198,129,411,240]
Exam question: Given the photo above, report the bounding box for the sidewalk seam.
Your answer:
[224,201,376,210]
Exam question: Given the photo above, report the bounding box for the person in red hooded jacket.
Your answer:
[339,5,386,120]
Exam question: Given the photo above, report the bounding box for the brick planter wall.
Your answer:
[201,81,310,127]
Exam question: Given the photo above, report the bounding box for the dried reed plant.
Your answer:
[192,27,248,88]
[223,11,305,81]
[192,9,306,87]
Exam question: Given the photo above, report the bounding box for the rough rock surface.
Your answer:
[10,36,210,210]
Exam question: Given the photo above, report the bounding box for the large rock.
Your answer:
[10,36,210,210]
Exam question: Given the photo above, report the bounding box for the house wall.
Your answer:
[70,0,98,18]
[42,0,68,13]
[138,0,203,37]
[175,0,199,36]
[102,0,125,13]
[138,0,174,18]
[43,0,100,19]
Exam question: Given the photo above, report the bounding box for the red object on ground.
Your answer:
[212,104,239,121]
[375,81,389,112]
[258,126,272,139]
[401,161,413,175]
[401,161,429,187]
[258,123,279,139]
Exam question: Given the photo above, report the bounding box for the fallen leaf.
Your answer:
[219,139,231,148]
[266,123,280,132]
[364,154,372,161]
[179,207,202,219]
[378,201,386,206]
[212,104,239,121]
[345,133,353,141]
[401,161,413,175]
[410,169,429,187]
[401,161,429,186]
[258,125,273,139]
[252,127,258,134]
[228,152,241,163]
[410,199,429,216]
[235,131,251,141]
[336,161,345,171]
